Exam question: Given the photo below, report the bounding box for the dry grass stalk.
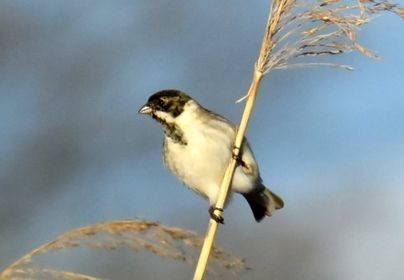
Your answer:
[263,0,403,72]
[0,220,247,280]
[193,0,402,279]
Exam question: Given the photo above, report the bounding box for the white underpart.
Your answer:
[163,100,261,205]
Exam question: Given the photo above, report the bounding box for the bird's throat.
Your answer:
[153,114,187,145]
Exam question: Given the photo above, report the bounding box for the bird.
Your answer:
[139,89,284,223]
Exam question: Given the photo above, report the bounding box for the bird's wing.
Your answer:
[202,108,260,177]
[240,139,259,177]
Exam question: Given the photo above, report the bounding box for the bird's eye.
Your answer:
[157,100,165,107]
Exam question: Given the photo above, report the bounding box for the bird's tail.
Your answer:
[242,184,284,222]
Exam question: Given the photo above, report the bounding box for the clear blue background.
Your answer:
[1,1,403,279]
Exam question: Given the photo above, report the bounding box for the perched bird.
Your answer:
[139,89,284,222]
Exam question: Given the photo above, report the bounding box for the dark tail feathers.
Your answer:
[242,185,284,222]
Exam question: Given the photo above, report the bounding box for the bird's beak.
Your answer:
[138,104,153,115]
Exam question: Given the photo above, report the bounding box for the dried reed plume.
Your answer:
[262,0,403,70]
[0,220,247,280]
[237,0,404,101]
[194,0,403,279]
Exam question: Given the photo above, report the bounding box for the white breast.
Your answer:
[163,101,259,204]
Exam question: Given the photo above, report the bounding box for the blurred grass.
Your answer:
[0,219,247,280]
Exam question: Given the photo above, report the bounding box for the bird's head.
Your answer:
[139,89,192,123]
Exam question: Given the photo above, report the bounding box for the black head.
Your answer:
[139,89,192,118]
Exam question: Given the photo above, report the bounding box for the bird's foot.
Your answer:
[232,146,247,168]
[209,206,224,224]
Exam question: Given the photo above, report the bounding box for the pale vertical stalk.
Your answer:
[192,69,263,280]
[193,69,263,280]
[192,1,288,278]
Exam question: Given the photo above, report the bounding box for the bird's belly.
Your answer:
[164,135,230,200]
[163,121,258,203]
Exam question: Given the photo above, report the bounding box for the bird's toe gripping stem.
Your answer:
[232,145,246,167]
[209,206,224,224]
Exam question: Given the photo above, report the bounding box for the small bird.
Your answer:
[139,89,284,222]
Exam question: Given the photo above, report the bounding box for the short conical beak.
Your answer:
[138,105,153,115]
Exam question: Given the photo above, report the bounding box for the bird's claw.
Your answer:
[232,146,241,162]
[232,146,247,168]
[209,206,224,224]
